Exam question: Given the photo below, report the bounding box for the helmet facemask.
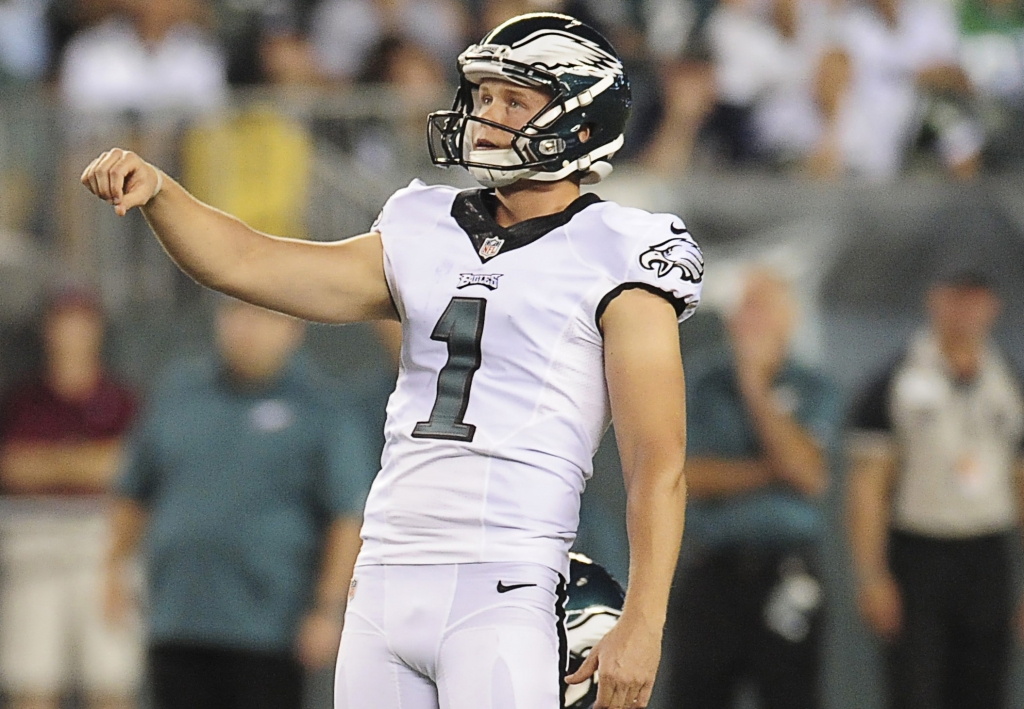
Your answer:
[428,76,585,188]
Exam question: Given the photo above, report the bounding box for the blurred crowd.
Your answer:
[4,0,1024,305]
[2,0,1024,181]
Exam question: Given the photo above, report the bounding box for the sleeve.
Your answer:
[682,356,724,458]
[846,360,900,458]
[799,374,845,455]
[318,403,377,519]
[115,412,160,503]
[848,365,896,434]
[370,179,430,323]
[369,179,427,237]
[113,365,185,503]
[596,214,704,331]
[102,381,138,438]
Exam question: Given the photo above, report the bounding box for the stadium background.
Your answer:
[4,0,1024,707]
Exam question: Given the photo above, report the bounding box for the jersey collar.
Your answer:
[451,188,602,263]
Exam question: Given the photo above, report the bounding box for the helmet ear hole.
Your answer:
[578,124,593,144]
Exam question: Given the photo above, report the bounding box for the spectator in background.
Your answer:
[702,0,852,177]
[309,0,467,83]
[664,270,842,709]
[105,298,374,709]
[476,0,616,35]
[181,24,320,242]
[847,270,1023,709]
[956,0,1024,166]
[833,0,983,179]
[204,0,321,85]
[58,0,227,122]
[55,0,225,255]
[44,0,120,81]
[0,0,51,84]
[351,33,448,170]
[0,287,142,709]
[959,0,1024,100]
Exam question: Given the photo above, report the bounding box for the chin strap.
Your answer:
[466,148,537,187]
[528,133,624,184]
[466,133,625,188]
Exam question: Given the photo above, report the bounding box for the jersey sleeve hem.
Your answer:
[594,282,692,334]
[380,240,405,322]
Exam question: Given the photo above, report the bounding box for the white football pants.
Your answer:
[335,562,567,709]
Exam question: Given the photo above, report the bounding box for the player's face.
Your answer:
[470,79,553,149]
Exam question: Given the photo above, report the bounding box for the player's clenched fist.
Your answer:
[80,148,163,217]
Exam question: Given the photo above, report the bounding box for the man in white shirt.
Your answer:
[848,269,1024,709]
[834,0,982,179]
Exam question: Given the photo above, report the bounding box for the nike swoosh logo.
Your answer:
[497,581,537,593]
[670,223,688,234]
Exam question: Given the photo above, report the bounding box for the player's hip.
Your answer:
[355,529,576,579]
[343,561,567,677]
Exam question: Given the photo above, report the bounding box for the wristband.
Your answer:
[152,168,164,199]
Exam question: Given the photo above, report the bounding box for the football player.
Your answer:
[79,13,702,709]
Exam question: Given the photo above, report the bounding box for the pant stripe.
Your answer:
[556,574,568,708]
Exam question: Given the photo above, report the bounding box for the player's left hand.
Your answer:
[295,609,343,669]
[565,612,662,709]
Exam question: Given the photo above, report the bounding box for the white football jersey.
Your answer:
[358,180,703,576]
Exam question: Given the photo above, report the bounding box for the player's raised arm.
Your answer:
[566,287,688,709]
[80,149,396,324]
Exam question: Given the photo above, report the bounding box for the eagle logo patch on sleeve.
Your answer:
[639,237,704,283]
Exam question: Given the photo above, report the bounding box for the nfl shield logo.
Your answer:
[479,236,504,260]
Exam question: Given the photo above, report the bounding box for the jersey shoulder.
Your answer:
[585,201,703,280]
[578,200,704,323]
[371,179,461,236]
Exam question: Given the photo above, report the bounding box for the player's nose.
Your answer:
[474,122,511,149]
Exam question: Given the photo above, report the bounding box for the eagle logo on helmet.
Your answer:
[507,30,623,79]
[639,237,704,283]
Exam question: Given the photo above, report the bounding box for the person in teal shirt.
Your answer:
[105,299,376,709]
[664,270,843,709]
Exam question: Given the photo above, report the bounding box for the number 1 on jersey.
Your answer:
[412,297,486,442]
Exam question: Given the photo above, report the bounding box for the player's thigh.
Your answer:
[437,598,563,709]
[335,611,439,709]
